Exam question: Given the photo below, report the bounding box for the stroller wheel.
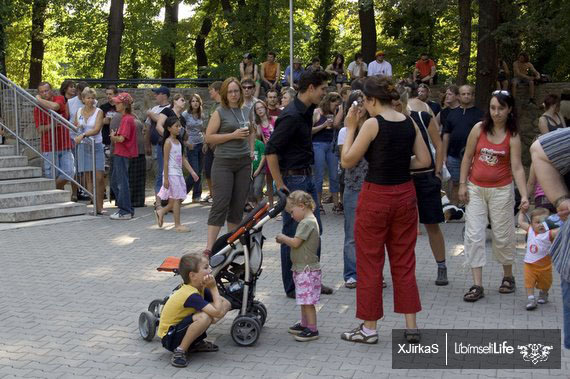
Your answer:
[148,298,165,318]
[139,311,157,342]
[251,301,268,326]
[231,315,261,346]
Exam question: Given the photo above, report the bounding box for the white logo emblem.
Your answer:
[517,343,553,365]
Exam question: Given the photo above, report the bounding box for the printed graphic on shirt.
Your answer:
[175,154,182,167]
[529,244,539,254]
[478,147,506,166]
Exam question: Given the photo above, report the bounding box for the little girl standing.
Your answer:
[155,116,199,232]
[276,191,321,342]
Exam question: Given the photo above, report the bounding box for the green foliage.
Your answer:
[3,0,570,87]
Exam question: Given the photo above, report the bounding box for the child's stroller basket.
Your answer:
[139,190,288,346]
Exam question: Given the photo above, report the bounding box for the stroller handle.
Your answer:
[268,189,288,218]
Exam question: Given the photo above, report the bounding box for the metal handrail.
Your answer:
[0,73,97,216]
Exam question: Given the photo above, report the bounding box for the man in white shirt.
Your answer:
[347,53,368,81]
[367,51,392,78]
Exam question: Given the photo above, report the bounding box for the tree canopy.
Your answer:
[2,0,569,88]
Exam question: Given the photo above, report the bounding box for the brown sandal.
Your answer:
[499,276,516,293]
[463,285,484,302]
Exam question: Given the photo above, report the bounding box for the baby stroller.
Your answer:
[139,190,288,347]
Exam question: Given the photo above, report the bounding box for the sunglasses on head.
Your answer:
[492,90,511,96]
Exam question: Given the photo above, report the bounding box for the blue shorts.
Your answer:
[77,142,105,172]
[446,155,461,183]
[161,314,207,352]
[42,151,75,180]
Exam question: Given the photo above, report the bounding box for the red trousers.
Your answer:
[355,180,422,321]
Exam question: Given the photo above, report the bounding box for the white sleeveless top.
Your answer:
[77,107,102,143]
[167,140,183,177]
[524,228,552,264]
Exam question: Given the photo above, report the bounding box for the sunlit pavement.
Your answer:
[1,196,569,378]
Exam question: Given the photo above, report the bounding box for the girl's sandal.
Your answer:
[404,329,421,343]
[463,285,484,302]
[188,340,218,353]
[499,276,516,294]
[154,210,163,228]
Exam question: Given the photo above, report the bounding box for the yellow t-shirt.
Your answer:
[157,284,207,338]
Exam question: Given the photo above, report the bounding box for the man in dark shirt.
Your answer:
[100,85,118,147]
[442,84,483,205]
[417,83,441,117]
[266,70,333,298]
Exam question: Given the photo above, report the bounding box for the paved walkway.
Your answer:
[1,198,569,378]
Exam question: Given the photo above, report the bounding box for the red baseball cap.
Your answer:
[112,92,133,105]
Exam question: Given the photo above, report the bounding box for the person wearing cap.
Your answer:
[367,51,392,78]
[282,58,304,90]
[146,86,171,207]
[110,92,138,220]
[239,53,260,98]
[347,53,368,81]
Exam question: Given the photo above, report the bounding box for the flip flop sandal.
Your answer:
[463,285,484,302]
[154,210,163,228]
[188,340,219,353]
[404,329,421,343]
[499,276,516,293]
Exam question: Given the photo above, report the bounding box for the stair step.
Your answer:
[0,189,72,209]
[0,145,16,156]
[0,178,55,194]
[0,202,87,222]
[0,155,28,168]
[0,166,42,180]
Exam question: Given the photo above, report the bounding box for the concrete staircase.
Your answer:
[0,144,86,222]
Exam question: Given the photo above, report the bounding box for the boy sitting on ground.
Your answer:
[158,253,231,367]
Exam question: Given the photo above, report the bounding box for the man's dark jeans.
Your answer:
[280,174,322,295]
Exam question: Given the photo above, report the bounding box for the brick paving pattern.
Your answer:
[1,200,569,378]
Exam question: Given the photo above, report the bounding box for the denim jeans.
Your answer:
[185,143,204,199]
[111,156,133,216]
[562,278,570,349]
[154,144,163,194]
[313,141,340,195]
[343,187,359,281]
[281,174,322,295]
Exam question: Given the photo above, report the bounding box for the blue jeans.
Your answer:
[446,155,461,183]
[281,175,322,295]
[111,156,133,216]
[154,144,163,194]
[313,141,340,195]
[185,143,204,199]
[343,187,359,281]
[563,278,570,349]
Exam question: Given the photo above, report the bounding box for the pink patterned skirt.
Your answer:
[157,175,187,200]
[293,269,322,305]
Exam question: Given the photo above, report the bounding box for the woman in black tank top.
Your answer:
[339,76,431,344]
[405,85,448,286]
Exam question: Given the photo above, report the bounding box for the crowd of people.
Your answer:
[30,52,569,367]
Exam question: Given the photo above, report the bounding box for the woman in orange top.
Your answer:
[459,90,529,302]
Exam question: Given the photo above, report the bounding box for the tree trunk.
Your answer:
[195,16,212,77]
[103,0,124,80]
[358,0,377,64]
[457,0,471,85]
[313,0,336,65]
[28,0,48,88]
[160,0,179,82]
[474,0,499,111]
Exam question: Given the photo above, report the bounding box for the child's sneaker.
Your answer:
[526,295,537,311]
[170,348,188,367]
[538,290,549,304]
[288,322,305,335]
[294,328,319,342]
